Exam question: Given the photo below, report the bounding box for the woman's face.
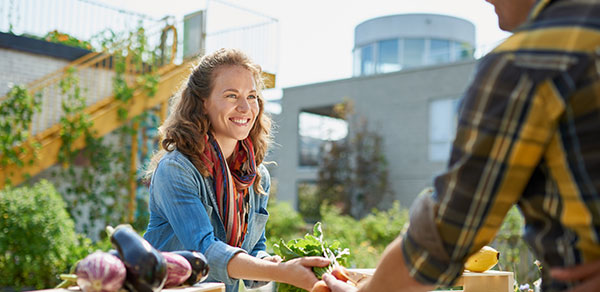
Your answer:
[204,65,259,148]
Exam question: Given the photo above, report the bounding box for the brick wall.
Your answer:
[0,48,69,97]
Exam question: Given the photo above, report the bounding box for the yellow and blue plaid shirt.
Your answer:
[402,0,600,290]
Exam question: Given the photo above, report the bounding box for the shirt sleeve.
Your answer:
[152,156,246,286]
[243,165,272,290]
[401,51,566,286]
[249,164,271,258]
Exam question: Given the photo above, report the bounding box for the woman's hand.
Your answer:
[277,256,330,291]
[551,260,600,292]
[262,255,282,263]
[322,273,358,292]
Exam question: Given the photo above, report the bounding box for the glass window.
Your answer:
[353,48,361,76]
[361,44,375,75]
[429,98,460,162]
[429,39,450,65]
[298,111,348,166]
[402,38,425,69]
[377,39,400,73]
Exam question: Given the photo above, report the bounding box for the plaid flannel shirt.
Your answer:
[402,0,600,290]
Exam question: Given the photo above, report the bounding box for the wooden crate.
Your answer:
[454,271,514,292]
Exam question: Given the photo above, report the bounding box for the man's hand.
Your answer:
[551,260,600,292]
[322,273,357,292]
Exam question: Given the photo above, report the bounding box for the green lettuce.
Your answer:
[273,222,350,292]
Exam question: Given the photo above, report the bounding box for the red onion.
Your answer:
[161,252,192,287]
[76,251,126,292]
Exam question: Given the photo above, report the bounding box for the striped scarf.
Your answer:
[202,135,257,247]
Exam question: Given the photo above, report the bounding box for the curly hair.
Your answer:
[147,48,272,194]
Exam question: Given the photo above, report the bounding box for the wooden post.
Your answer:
[128,121,139,223]
[160,100,168,124]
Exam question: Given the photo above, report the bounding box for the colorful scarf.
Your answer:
[202,135,257,247]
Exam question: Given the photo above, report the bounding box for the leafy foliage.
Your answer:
[267,200,536,289]
[492,206,539,287]
[267,199,409,272]
[316,100,393,219]
[265,200,307,249]
[0,85,41,185]
[44,30,93,50]
[0,180,78,290]
[46,24,160,238]
[273,222,350,292]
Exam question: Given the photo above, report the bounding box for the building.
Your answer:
[271,14,479,209]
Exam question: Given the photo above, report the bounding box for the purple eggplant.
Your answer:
[109,225,167,292]
[161,252,192,287]
[76,251,126,292]
[172,250,210,285]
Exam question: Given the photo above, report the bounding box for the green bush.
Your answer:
[265,200,307,250]
[0,180,79,290]
[266,199,534,282]
[492,206,538,287]
[360,201,408,248]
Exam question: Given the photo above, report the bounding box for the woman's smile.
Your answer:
[230,117,252,126]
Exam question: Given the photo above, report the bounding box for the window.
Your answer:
[353,48,361,76]
[429,98,460,162]
[298,111,348,167]
[377,39,400,73]
[402,38,425,69]
[361,44,375,75]
[353,37,474,76]
[429,39,450,65]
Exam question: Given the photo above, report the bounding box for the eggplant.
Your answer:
[76,251,126,292]
[161,252,192,287]
[109,225,167,292]
[172,250,210,285]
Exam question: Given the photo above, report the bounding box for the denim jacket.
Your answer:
[143,150,271,292]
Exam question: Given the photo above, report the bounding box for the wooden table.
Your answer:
[33,282,225,292]
[349,269,513,292]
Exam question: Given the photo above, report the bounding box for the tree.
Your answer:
[316,100,393,218]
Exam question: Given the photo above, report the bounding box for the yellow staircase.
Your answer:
[0,56,193,189]
[0,22,191,190]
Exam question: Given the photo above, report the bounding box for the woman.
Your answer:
[143,48,328,291]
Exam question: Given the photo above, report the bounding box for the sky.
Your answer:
[93,0,511,91]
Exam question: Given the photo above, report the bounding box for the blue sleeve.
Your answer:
[244,165,272,289]
[151,157,245,286]
[249,165,271,258]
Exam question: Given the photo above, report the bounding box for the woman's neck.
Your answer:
[214,137,237,161]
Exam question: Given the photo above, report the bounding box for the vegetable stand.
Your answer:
[34,282,225,292]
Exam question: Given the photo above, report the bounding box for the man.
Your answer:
[323,0,600,291]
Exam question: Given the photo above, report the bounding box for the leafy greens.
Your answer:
[273,222,350,292]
